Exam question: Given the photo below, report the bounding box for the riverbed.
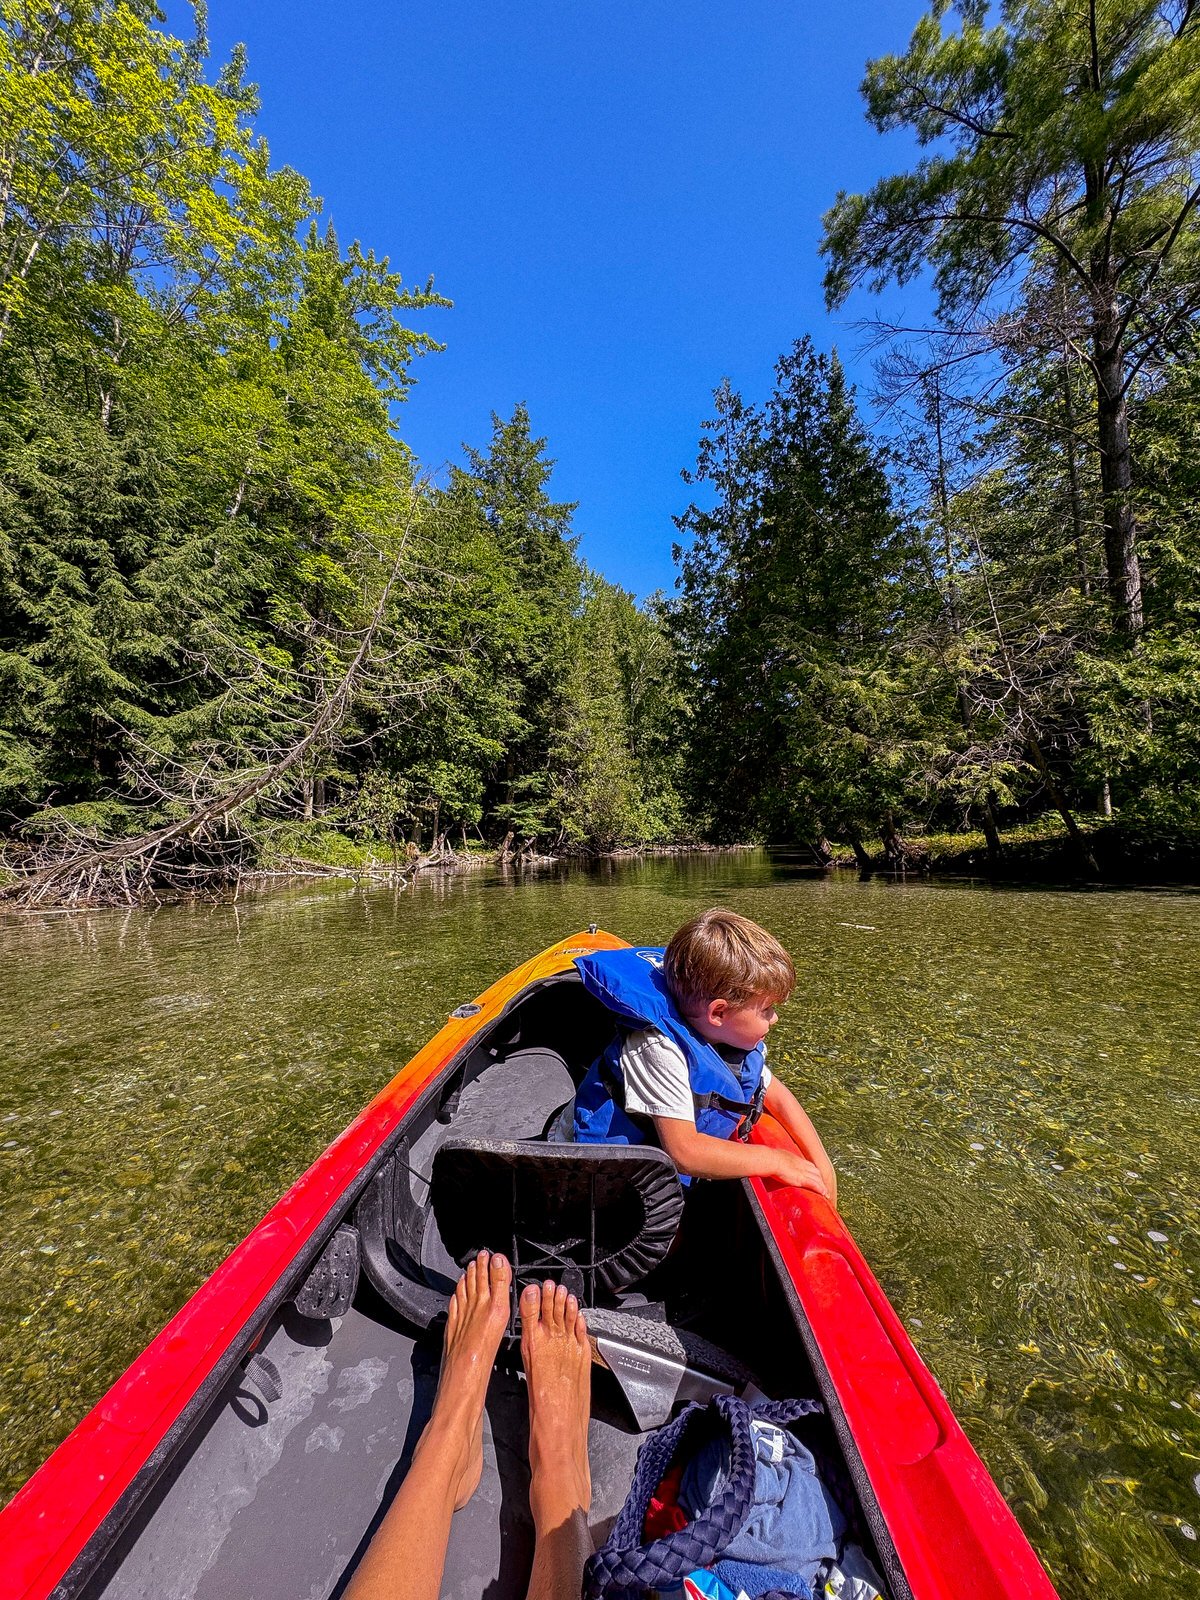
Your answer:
[1,853,1198,1595]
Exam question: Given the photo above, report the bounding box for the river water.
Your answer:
[1,852,1198,1594]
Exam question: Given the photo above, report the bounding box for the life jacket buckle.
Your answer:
[738,1077,768,1142]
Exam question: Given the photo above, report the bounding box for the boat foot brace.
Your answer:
[585,1307,756,1431]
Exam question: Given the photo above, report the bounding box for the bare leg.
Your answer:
[520,1279,593,1600]
[343,1250,511,1600]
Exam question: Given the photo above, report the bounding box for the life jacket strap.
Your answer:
[693,1075,767,1141]
[691,1089,752,1115]
[741,1076,768,1141]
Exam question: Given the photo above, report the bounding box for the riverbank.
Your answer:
[0,828,758,909]
[248,831,755,886]
[5,813,1198,907]
[194,815,1200,898]
[823,815,1200,885]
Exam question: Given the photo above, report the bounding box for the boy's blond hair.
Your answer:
[663,907,795,1010]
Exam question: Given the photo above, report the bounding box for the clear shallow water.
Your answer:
[1,853,1198,1595]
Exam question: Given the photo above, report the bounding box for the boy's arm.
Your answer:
[762,1075,838,1207]
[653,1115,831,1198]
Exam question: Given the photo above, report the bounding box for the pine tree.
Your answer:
[455,405,580,845]
[675,340,926,853]
[822,0,1200,641]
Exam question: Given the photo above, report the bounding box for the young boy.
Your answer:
[572,908,836,1202]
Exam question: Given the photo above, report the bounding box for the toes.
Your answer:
[552,1281,568,1332]
[519,1282,538,1347]
[564,1292,578,1335]
[472,1249,490,1295]
[488,1253,510,1295]
[540,1279,556,1325]
[521,1282,539,1329]
[574,1304,589,1347]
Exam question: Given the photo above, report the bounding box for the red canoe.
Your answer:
[0,930,1059,1600]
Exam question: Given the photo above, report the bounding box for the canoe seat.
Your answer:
[355,1129,684,1337]
[431,1137,684,1304]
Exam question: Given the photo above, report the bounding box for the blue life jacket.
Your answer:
[571,946,767,1155]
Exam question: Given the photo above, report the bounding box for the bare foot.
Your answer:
[520,1279,592,1531]
[418,1250,511,1509]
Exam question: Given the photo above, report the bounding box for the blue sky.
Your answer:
[196,1,927,597]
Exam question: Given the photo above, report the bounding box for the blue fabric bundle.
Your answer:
[680,1416,845,1593]
[583,1395,827,1599]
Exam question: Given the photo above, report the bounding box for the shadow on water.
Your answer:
[1,850,1199,1596]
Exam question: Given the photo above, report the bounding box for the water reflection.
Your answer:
[1,854,1198,1595]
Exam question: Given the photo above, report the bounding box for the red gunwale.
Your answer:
[0,928,1059,1600]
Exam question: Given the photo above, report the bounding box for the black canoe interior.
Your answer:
[77,972,900,1600]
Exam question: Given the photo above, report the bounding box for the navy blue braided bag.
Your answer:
[582,1394,824,1600]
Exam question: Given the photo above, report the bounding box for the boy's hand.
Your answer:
[761,1076,838,1207]
[767,1148,831,1198]
[653,1115,834,1199]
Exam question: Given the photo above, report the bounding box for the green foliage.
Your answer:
[822,0,1200,326]
[453,404,581,841]
[260,822,376,868]
[673,340,929,846]
[0,4,817,867]
[782,0,1200,857]
[7,0,1197,882]
[551,575,687,849]
[822,0,1200,640]
[1081,341,1200,826]
[670,307,1200,858]
[0,2,679,870]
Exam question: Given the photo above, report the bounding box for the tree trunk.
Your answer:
[1092,313,1143,636]
[811,834,835,869]
[980,795,1003,864]
[1059,358,1091,597]
[846,829,873,874]
[880,811,910,871]
[1025,730,1098,875]
[932,377,963,631]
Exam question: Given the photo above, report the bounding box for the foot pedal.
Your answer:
[294,1224,360,1321]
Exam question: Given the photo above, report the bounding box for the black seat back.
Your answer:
[430,1138,683,1305]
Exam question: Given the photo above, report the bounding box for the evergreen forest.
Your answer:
[3,0,1200,904]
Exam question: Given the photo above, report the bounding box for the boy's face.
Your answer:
[684,992,780,1052]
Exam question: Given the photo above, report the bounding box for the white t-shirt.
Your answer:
[620,1027,771,1123]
